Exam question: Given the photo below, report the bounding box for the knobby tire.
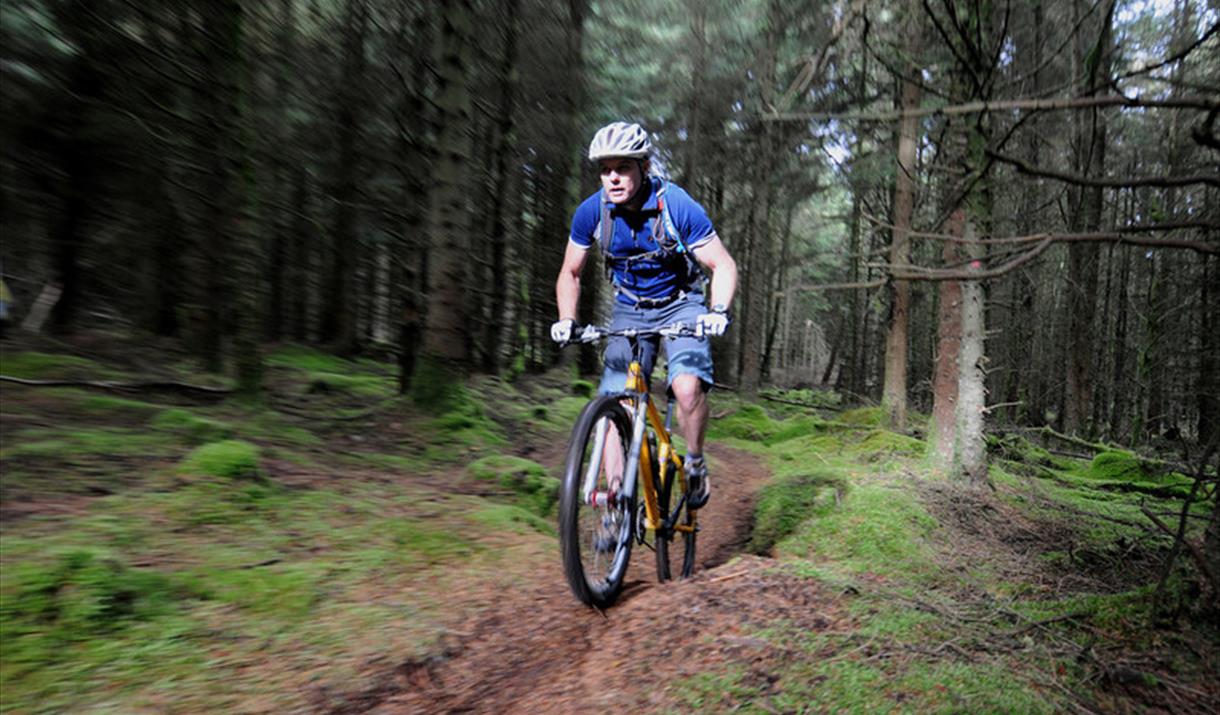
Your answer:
[654,454,697,582]
[559,395,635,608]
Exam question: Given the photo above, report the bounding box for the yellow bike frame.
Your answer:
[625,359,697,537]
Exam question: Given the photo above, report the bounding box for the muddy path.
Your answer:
[332,446,827,715]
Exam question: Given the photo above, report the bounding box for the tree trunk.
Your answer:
[481,0,521,374]
[319,0,368,354]
[1199,254,1219,446]
[412,0,475,405]
[201,0,261,395]
[1063,0,1115,436]
[956,218,988,484]
[929,211,965,473]
[288,167,312,342]
[881,7,922,430]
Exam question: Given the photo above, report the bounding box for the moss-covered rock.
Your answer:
[855,429,925,458]
[2,550,182,640]
[838,407,885,426]
[466,455,560,516]
[177,440,261,479]
[750,470,844,554]
[571,379,595,398]
[764,415,826,445]
[152,409,235,445]
[1085,451,1148,481]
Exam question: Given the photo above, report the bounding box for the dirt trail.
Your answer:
[346,446,807,715]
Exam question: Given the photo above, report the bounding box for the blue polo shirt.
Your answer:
[569,177,717,305]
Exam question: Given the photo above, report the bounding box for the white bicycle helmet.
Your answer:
[588,121,651,161]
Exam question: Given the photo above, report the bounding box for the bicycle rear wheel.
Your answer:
[655,458,697,582]
[559,395,635,608]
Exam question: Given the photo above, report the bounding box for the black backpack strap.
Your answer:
[597,196,614,280]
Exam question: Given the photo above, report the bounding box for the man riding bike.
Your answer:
[552,121,738,509]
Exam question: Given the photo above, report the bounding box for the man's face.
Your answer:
[598,158,645,205]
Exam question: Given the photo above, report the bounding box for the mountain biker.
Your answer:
[552,121,738,509]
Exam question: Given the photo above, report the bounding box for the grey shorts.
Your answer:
[598,294,714,395]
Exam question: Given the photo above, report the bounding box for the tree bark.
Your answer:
[481,0,521,374]
[413,0,475,404]
[929,210,965,472]
[881,2,923,430]
[956,218,988,484]
[319,0,368,355]
[1063,0,1115,436]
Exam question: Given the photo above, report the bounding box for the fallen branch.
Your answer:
[1004,611,1091,637]
[0,375,232,396]
[1142,506,1216,587]
[760,393,845,411]
[707,569,751,584]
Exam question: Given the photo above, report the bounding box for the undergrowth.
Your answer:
[693,393,1216,713]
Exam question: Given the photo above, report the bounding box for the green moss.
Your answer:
[709,404,779,441]
[306,372,393,398]
[763,415,825,445]
[152,408,235,444]
[0,351,104,379]
[839,406,885,426]
[854,429,925,458]
[471,503,555,535]
[750,470,844,554]
[77,395,162,418]
[167,480,283,526]
[1,427,175,459]
[425,393,506,453]
[409,355,466,412]
[466,455,560,516]
[776,482,939,581]
[544,397,590,430]
[1086,450,1149,481]
[0,549,190,672]
[177,440,261,479]
[570,379,595,398]
[266,344,351,373]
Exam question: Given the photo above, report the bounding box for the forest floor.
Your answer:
[1,333,1217,714]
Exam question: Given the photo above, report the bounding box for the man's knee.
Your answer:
[671,374,704,410]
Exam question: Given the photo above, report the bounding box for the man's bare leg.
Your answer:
[671,374,708,454]
[670,374,710,506]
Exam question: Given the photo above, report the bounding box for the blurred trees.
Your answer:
[0,0,1216,451]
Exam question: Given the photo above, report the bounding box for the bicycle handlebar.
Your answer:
[564,322,706,346]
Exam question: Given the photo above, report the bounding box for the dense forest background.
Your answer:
[1,0,1217,459]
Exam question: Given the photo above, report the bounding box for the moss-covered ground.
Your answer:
[689,394,1217,713]
[0,340,577,713]
[1,337,1215,713]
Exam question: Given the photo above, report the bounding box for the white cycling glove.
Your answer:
[696,305,731,337]
[550,318,575,344]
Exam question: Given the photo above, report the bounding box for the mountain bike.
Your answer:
[558,323,702,608]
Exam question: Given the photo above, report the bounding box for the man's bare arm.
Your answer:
[556,241,590,320]
[692,236,738,309]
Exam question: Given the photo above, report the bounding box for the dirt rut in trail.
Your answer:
[348,446,792,715]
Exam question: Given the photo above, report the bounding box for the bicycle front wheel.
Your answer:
[559,395,636,608]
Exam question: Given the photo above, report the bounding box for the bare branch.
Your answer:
[987,149,1220,188]
[764,94,1220,123]
[1115,20,1220,82]
[774,0,866,113]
